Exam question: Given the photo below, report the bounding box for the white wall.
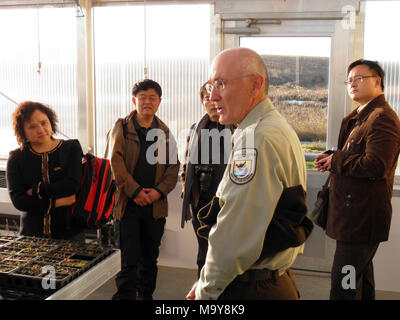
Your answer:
[374,196,400,292]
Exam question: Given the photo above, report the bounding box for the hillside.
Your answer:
[262,54,329,89]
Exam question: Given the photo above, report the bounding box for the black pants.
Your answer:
[192,198,211,279]
[330,241,380,300]
[191,215,208,279]
[112,206,165,300]
[21,210,85,241]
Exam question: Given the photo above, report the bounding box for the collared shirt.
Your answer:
[195,98,307,300]
[357,99,373,113]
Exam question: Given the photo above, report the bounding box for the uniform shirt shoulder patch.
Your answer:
[229,148,257,185]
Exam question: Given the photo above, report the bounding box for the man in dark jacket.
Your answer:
[109,79,179,300]
[314,59,400,300]
[181,83,234,278]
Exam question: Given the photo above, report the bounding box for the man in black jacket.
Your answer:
[181,83,234,278]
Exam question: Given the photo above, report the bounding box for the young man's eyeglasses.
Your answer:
[344,75,377,85]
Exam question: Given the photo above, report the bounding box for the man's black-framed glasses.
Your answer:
[344,75,377,85]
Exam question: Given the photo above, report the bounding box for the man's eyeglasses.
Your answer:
[205,74,254,93]
[137,95,158,102]
[344,75,376,85]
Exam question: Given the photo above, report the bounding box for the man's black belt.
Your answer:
[236,268,279,282]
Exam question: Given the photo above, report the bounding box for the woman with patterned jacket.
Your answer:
[7,101,84,240]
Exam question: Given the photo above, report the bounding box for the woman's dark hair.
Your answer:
[131,79,162,98]
[12,101,58,148]
[347,59,385,91]
[199,82,208,102]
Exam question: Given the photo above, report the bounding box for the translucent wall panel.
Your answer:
[93,4,211,158]
[0,8,77,158]
[365,1,400,113]
[365,1,400,175]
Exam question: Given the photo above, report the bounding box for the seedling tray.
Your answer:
[8,261,78,291]
[0,236,113,298]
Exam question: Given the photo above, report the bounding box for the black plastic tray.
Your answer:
[0,236,113,298]
[7,261,79,291]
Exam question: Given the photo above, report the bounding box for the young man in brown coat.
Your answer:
[109,79,179,300]
[315,59,400,299]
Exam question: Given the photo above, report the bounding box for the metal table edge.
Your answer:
[46,249,121,300]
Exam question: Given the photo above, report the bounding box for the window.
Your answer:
[240,37,331,169]
[0,7,78,158]
[93,4,211,157]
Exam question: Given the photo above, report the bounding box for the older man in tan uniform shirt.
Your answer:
[187,48,308,300]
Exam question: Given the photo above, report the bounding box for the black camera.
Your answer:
[194,164,214,194]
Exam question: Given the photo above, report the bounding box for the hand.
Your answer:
[142,188,162,203]
[55,194,76,208]
[26,189,33,196]
[186,280,198,300]
[314,153,333,172]
[133,189,152,206]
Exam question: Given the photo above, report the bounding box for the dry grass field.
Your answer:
[269,84,328,142]
[262,55,329,153]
